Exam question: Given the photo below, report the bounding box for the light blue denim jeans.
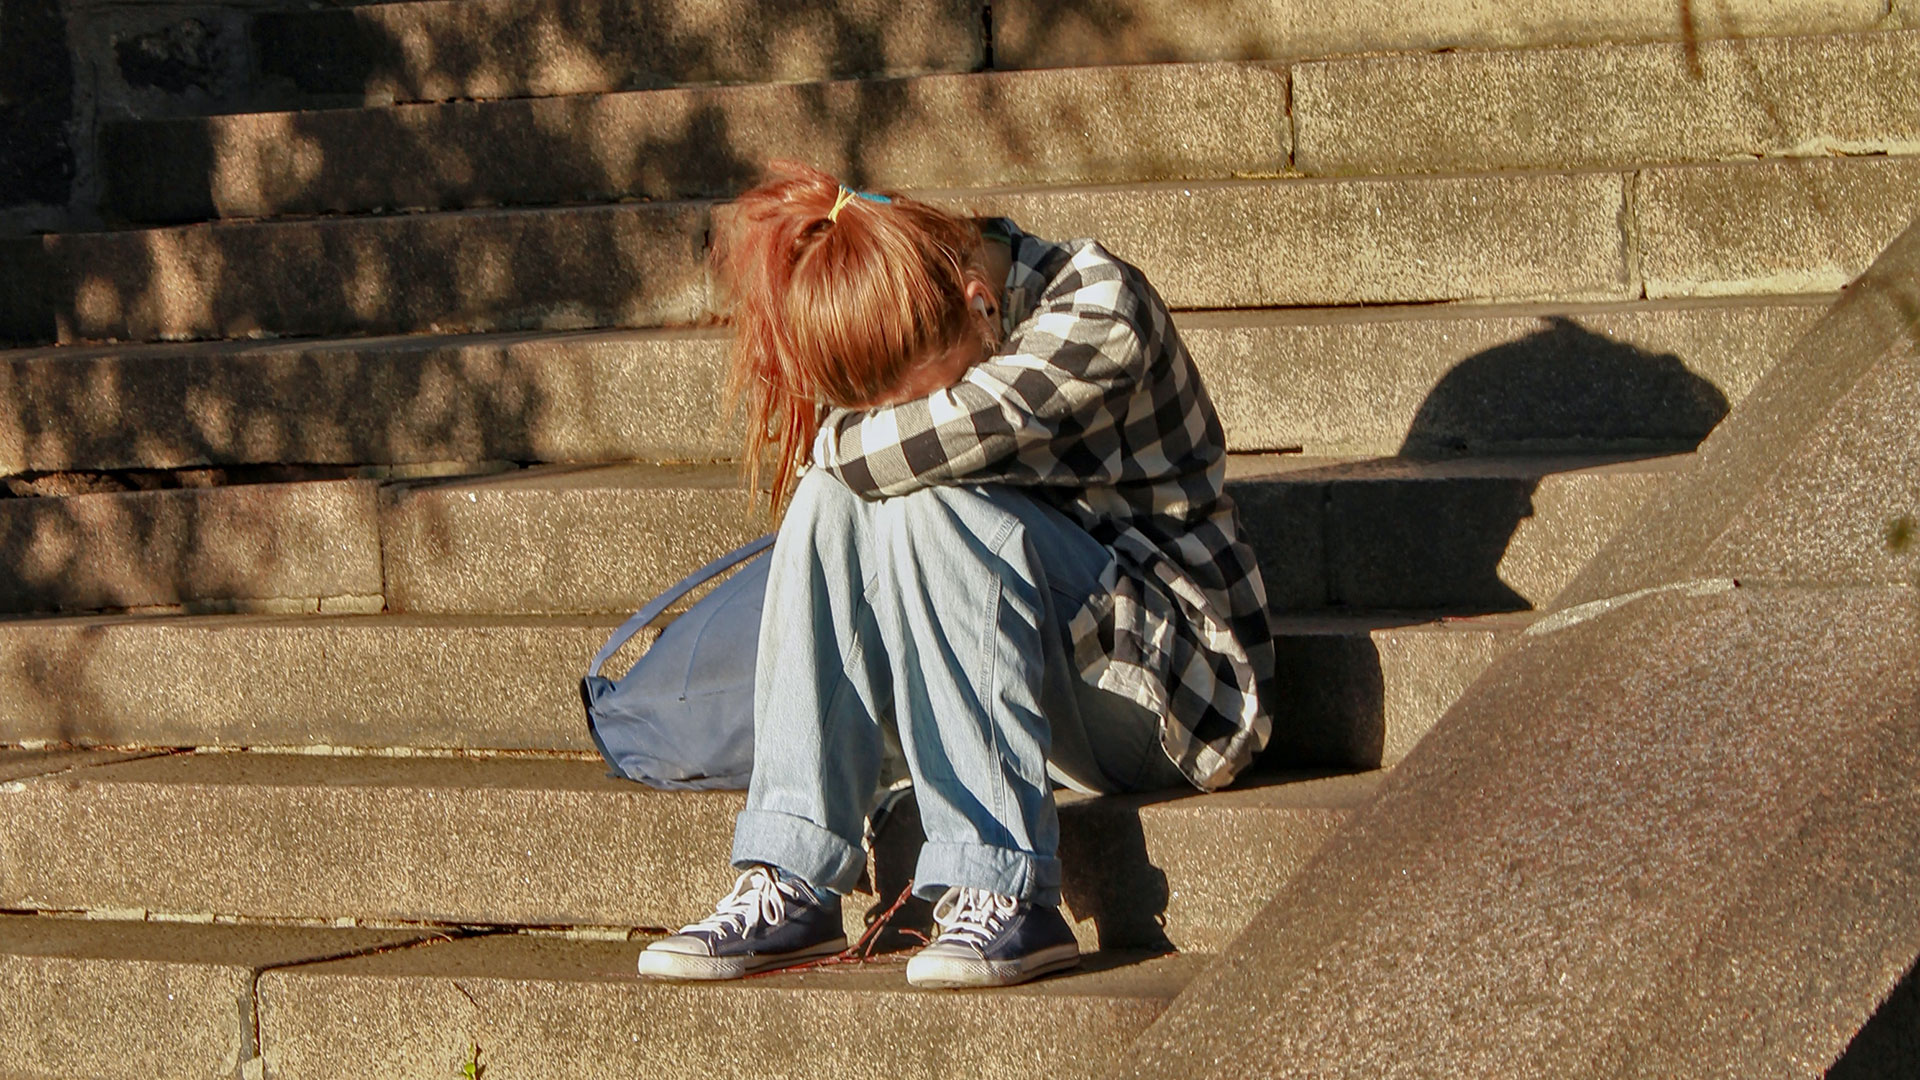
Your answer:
[730,468,1187,907]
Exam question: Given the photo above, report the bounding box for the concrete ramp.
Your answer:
[1112,220,1920,1079]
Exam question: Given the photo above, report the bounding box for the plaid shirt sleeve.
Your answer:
[812,242,1150,498]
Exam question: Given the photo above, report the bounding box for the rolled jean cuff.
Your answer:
[913,841,1062,907]
[731,808,866,895]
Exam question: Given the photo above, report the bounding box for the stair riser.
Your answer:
[0,330,737,476]
[0,461,1676,618]
[1296,30,1920,178]
[0,299,1821,475]
[0,204,708,347]
[246,0,1887,107]
[258,957,1170,1080]
[0,480,382,615]
[252,0,987,105]
[110,32,1920,226]
[0,616,1513,772]
[105,64,1286,224]
[0,755,1371,952]
[991,0,1890,70]
[12,159,1914,347]
[0,919,431,1080]
[0,616,619,751]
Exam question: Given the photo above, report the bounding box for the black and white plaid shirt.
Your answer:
[811,220,1274,791]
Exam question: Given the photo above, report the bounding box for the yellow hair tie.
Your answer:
[828,186,860,223]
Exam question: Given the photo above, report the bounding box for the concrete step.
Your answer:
[0,452,1680,618]
[0,201,709,347]
[246,0,1895,107]
[254,936,1203,1080]
[0,915,439,1080]
[0,296,1824,475]
[10,158,1912,346]
[105,62,1286,224]
[1636,155,1920,297]
[0,608,1528,767]
[0,477,383,616]
[250,0,986,107]
[109,30,1919,226]
[1295,29,1920,178]
[1234,453,1687,612]
[372,453,1683,616]
[991,0,1899,69]
[1266,612,1533,769]
[0,750,1378,953]
[0,613,620,753]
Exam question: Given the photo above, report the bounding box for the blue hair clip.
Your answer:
[855,190,891,204]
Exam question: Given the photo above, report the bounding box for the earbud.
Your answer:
[971,295,993,318]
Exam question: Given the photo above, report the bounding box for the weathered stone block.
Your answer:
[0,327,735,476]
[0,479,382,615]
[1264,613,1524,768]
[106,62,1286,222]
[0,752,749,926]
[945,172,1631,309]
[379,464,763,615]
[1116,585,1920,1079]
[1568,214,1920,601]
[0,917,434,1080]
[257,936,1197,1080]
[1058,772,1377,952]
[252,0,986,104]
[1186,298,1821,458]
[0,613,617,751]
[1296,30,1920,176]
[1636,156,1920,298]
[0,202,709,346]
[992,0,1890,69]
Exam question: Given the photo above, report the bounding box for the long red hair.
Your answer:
[712,161,987,514]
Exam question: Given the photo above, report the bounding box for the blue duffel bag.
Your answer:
[580,534,774,790]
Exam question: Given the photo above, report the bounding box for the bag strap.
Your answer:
[586,532,777,679]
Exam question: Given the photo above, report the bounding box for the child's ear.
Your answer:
[964,279,996,318]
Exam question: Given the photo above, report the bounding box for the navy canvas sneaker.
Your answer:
[637,865,847,979]
[905,886,1081,989]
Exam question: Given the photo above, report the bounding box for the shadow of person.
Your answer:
[1400,316,1733,459]
[1258,315,1733,771]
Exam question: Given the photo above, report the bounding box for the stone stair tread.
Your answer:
[0,749,1372,952]
[0,746,168,782]
[1225,450,1693,483]
[275,930,1205,995]
[1266,609,1540,634]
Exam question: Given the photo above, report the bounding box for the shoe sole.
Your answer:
[637,936,848,980]
[905,943,1082,989]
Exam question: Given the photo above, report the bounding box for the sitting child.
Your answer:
[639,162,1274,989]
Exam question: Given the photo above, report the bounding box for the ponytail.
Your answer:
[712,161,986,515]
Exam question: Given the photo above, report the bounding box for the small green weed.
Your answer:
[1888,515,1916,554]
[461,1042,484,1080]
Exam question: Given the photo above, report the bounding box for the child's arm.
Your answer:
[812,241,1180,499]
